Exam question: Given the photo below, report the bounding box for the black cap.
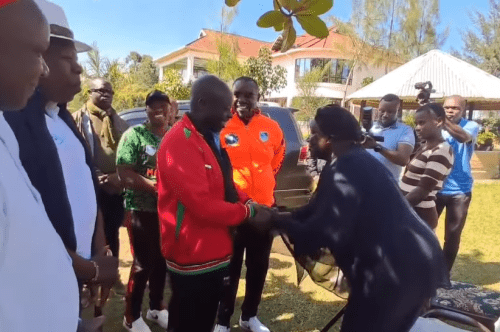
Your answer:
[145,90,170,106]
[315,104,362,141]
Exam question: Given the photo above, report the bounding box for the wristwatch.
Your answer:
[374,144,384,153]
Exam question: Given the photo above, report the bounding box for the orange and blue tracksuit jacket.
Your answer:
[221,110,286,207]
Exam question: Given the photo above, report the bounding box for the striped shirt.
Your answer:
[400,142,454,209]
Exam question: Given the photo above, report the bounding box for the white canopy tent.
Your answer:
[347,49,500,115]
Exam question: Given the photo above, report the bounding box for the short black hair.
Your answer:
[315,104,362,141]
[380,94,400,103]
[233,76,259,90]
[416,103,445,119]
[145,90,170,106]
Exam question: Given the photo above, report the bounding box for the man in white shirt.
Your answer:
[3,0,119,323]
[0,0,79,330]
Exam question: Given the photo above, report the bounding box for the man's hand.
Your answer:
[247,204,276,233]
[104,108,114,117]
[91,254,119,288]
[361,135,377,149]
[443,117,473,143]
[106,173,122,189]
[99,172,123,194]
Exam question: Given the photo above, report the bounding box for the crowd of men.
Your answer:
[0,0,491,332]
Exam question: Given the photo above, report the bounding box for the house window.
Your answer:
[295,58,352,84]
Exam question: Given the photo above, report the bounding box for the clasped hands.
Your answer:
[246,203,284,233]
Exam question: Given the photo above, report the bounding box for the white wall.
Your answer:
[268,56,390,106]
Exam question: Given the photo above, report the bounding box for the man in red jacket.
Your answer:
[215,77,285,332]
[157,75,265,332]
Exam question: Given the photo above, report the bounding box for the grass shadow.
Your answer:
[269,256,293,270]
[229,255,346,332]
[453,249,500,287]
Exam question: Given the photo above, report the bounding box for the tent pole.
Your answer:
[468,102,474,120]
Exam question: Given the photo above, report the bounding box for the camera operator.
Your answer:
[437,95,480,271]
[362,94,415,180]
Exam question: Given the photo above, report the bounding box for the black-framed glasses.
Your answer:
[91,88,114,96]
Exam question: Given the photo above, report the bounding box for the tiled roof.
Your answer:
[155,29,272,64]
[293,26,353,50]
[348,49,500,103]
[186,29,271,57]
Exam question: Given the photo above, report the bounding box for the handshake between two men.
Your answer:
[245,203,288,234]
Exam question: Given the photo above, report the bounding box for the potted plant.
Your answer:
[476,131,497,151]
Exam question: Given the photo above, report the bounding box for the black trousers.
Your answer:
[99,190,125,257]
[167,267,228,332]
[217,224,273,326]
[435,193,472,271]
[125,211,167,322]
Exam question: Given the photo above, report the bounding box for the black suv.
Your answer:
[119,105,312,209]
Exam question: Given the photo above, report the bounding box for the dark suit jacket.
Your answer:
[4,90,99,253]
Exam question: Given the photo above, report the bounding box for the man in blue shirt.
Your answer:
[363,94,415,180]
[437,95,480,271]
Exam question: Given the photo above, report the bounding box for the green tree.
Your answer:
[361,76,374,87]
[349,0,402,73]
[243,47,287,97]
[206,5,245,83]
[154,68,192,100]
[86,42,106,78]
[206,38,245,84]
[394,0,449,59]
[459,0,500,77]
[125,52,159,87]
[70,44,160,112]
[291,67,331,120]
[113,83,150,111]
[329,17,377,104]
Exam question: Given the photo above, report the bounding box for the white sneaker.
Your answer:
[213,324,231,332]
[146,308,169,329]
[495,316,500,332]
[239,316,270,332]
[123,316,152,332]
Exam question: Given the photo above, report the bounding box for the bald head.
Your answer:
[190,75,233,132]
[89,78,114,110]
[444,95,467,124]
[90,78,110,90]
[0,0,50,110]
[446,95,466,110]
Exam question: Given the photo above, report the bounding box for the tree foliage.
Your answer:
[459,0,500,77]
[206,5,245,83]
[394,0,449,59]
[206,37,245,84]
[341,0,448,66]
[291,67,331,120]
[361,76,374,87]
[226,0,333,52]
[154,68,192,100]
[69,45,162,112]
[243,47,287,97]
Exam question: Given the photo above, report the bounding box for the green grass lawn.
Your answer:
[85,182,500,331]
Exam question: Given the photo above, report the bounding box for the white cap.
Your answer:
[34,0,92,53]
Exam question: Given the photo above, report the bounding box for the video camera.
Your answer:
[361,106,384,142]
[415,81,433,105]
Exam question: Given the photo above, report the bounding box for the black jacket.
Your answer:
[4,90,99,252]
[277,146,449,331]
